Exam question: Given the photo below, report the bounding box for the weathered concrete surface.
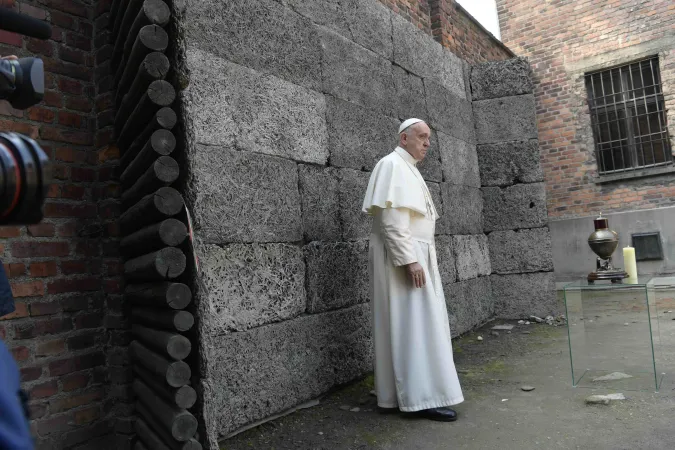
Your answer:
[392,14,465,99]
[445,276,493,336]
[425,79,475,144]
[428,182,443,230]
[189,146,302,243]
[179,0,322,90]
[438,132,480,187]
[304,241,369,313]
[184,48,328,164]
[435,235,456,284]
[201,304,372,442]
[477,139,543,187]
[492,272,557,318]
[482,183,548,232]
[326,97,399,171]
[339,169,372,240]
[452,235,491,281]
[488,228,554,274]
[473,94,538,145]
[439,185,483,235]
[299,165,340,241]
[319,27,396,117]
[471,57,534,101]
[392,65,428,121]
[275,0,394,59]
[199,244,306,333]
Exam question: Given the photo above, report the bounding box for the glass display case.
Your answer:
[563,277,664,392]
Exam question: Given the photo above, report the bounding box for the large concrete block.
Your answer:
[184,48,329,164]
[435,235,456,284]
[488,228,554,275]
[473,94,538,145]
[482,183,548,232]
[439,185,483,235]
[452,235,491,281]
[477,139,543,187]
[275,0,393,59]
[425,79,475,144]
[438,131,480,187]
[471,57,534,101]
[180,0,322,90]
[428,182,443,228]
[491,272,558,319]
[199,244,306,333]
[299,165,340,241]
[392,65,428,121]
[339,168,372,240]
[319,27,396,117]
[189,146,302,243]
[200,304,372,440]
[305,241,369,313]
[445,277,494,337]
[326,96,399,171]
[392,14,465,99]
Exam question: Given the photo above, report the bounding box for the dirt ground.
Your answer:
[221,292,675,450]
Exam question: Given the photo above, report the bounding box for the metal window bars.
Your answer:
[585,56,672,174]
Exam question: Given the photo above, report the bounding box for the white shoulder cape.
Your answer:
[362,151,427,216]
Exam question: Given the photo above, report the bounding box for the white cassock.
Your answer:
[362,146,464,412]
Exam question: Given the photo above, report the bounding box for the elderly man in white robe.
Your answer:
[362,118,463,422]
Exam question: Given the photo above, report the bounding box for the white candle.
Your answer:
[623,246,638,282]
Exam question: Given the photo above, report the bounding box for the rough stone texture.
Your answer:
[199,244,306,333]
[438,131,480,187]
[477,140,544,187]
[482,183,548,232]
[299,165,341,241]
[491,272,558,319]
[445,277,494,337]
[473,94,538,144]
[488,228,554,274]
[392,65,428,121]
[326,96,399,171]
[184,48,328,164]
[452,235,491,281]
[392,14,466,99]
[439,185,483,235]
[304,241,369,313]
[201,304,372,440]
[436,236,456,284]
[428,182,443,229]
[425,79,475,144]
[189,146,302,243]
[319,27,396,117]
[275,0,393,59]
[471,57,534,101]
[339,169,372,240]
[180,0,322,90]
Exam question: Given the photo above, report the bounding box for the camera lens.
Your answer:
[0,132,50,224]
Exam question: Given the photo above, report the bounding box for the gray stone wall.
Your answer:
[471,57,557,319]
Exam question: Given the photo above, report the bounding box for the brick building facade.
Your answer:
[497,0,675,278]
[0,0,512,448]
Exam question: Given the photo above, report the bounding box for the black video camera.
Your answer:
[0,8,53,225]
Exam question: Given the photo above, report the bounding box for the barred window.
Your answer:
[585,56,672,175]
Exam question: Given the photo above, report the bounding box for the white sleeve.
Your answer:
[380,207,417,267]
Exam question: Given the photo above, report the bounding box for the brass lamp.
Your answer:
[587,213,629,283]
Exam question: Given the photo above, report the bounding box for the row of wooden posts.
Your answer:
[107,0,201,449]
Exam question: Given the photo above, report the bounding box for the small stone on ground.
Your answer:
[521,386,535,392]
[585,393,626,405]
[339,405,351,411]
[350,407,360,412]
[592,372,633,382]
[477,336,483,341]
[492,324,514,331]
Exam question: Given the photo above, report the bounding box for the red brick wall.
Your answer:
[497,0,675,219]
[0,0,126,448]
[377,0,513,64]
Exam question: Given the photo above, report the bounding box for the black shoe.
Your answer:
[415,407,458,422]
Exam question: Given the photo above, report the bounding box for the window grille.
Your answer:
[585,56,672,174]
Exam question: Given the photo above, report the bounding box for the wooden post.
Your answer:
[121,156,180,210]
[116,51,170,113]
[136,403,203,450]
[119,187,184,235]
[133,378,198,442]
[109,0,123,31]
[116,80,176,145]
[130,340,191,387]
[121,219,188,257]
[111,0,145,69]
[111,0,130,38]
[118,107,176,157]
[115,24,168,90]
[119,0,172,70]
[132,307,194,332]
[125,282,192,310]
[124,247,186,282]
[135,416,172,450]
[121,129,176,183]
[132,323,191,360]
[134,364,197,409]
